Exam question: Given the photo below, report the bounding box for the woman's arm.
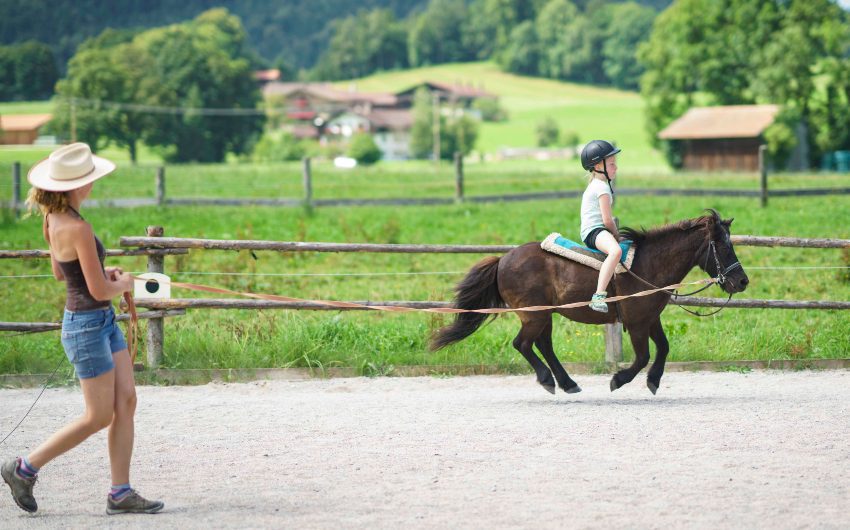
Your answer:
[74,223,132,301]
[43,216,65,281]
[598,194,621,240]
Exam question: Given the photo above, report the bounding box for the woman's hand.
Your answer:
[105,266,124,280]
[115,271,134,292]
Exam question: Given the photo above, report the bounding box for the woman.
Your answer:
[578,140,623,313]
[2,143,163,515]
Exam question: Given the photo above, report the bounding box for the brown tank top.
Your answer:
[50,213,111,312]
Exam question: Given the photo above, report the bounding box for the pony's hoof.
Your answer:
[564,385,582,394]
[540,383,556,395]
[610,377,620,392]
[647,381,658,395]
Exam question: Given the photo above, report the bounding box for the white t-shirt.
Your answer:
[579,178,613,241]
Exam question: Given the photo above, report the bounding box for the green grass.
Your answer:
[0,100,53,115]
[1,187,848,375]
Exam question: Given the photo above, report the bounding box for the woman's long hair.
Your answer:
[25,187,69,218]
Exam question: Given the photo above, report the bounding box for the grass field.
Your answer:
[1,181,848,376]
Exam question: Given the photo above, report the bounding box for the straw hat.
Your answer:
[27,142,116,192]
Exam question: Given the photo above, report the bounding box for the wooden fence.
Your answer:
[3,229,848,369]
[6,157,850,214]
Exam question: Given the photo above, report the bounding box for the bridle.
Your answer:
[622,232,743,317]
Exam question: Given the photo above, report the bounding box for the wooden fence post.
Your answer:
[145,226,165,368]
[759,145,768,208]
[454,151,464,202]
[12,162,21,218]
[302,157,312,208]
[156,166,166,206]
[605,216,623,364]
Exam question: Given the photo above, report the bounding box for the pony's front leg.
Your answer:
[646,319,670,395]
[610,327,650,391]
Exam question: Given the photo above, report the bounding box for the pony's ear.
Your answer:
[722,218,734,227]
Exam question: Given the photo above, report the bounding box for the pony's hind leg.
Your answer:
[513,317,556,394]
[534,317,581,393]
[646,319,670,395]
[610,327,651,392]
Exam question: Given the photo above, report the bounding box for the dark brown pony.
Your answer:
[430,210,749,394]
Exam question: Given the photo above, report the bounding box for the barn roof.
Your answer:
[658,105,781,140]
[0,114,53,132]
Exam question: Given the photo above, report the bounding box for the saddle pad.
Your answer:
[540,232,636,274]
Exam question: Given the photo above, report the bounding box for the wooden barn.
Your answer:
[0,114,52,145]
[658,105,805,172]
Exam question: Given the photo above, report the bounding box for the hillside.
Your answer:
[342,62,665,169]
[0,0,672,72]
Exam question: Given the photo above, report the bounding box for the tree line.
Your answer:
[0,41,58,101]
[311,0,662,91]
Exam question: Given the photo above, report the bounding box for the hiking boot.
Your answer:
[106,489,164,515]
[1,457,37,513]
[589,292,609,313]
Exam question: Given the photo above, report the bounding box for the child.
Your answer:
[2,143,163,515]
[579,140,622,313]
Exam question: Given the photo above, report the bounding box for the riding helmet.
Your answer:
[580,140,621,170]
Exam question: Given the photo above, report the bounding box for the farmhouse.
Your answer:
[658,104,807,171]
[0,114,52,145]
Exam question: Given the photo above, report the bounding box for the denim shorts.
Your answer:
[60,306,127,379]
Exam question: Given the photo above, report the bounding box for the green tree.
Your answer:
[135,9,264,162]
[602,2,656,90]
[312,9,408,80]
[408,0,471,66]
[410,87,434,159]
[349,132,382,165]
[639,0,850,165]
[499,21,540,75]
[536,117,559,147]
[536,0,581,79]
[442,114,479,158]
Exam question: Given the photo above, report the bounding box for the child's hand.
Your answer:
[105,266,124,281]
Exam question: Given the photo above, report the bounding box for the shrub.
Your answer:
[348,133,382,165]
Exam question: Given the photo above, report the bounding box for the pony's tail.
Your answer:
[429,256,504,351]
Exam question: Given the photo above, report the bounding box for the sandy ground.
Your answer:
[0,370,848,529]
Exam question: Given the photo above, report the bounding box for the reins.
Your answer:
[621,239,741,318]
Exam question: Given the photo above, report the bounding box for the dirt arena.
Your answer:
[0,369,848,529]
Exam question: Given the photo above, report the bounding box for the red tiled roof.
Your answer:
[658,105,781,140]
[365,109,413,130]
[0,113,52,131]
[263,82,396,106]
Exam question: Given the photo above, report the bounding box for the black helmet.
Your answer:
[581,140,621,170]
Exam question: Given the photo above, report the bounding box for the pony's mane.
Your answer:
[621,209,720,244]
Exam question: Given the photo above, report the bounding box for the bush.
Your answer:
[536,117,559,147]
[472,98,508,122]
[252,131,309,162]
[348,133,382,165]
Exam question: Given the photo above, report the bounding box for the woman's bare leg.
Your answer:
[108,349,136,485]
[26,369,116,469]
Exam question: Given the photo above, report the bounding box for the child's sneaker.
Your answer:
[589,292,609,313]
[1,457,37,513]
[106,489,163,515]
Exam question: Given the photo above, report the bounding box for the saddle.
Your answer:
[540,232,636,274]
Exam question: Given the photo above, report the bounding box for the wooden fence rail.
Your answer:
[4,230,848,369]
[7,156,850,213]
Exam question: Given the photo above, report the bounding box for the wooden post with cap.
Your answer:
[454,151,464,202]
[145,225,165,368]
